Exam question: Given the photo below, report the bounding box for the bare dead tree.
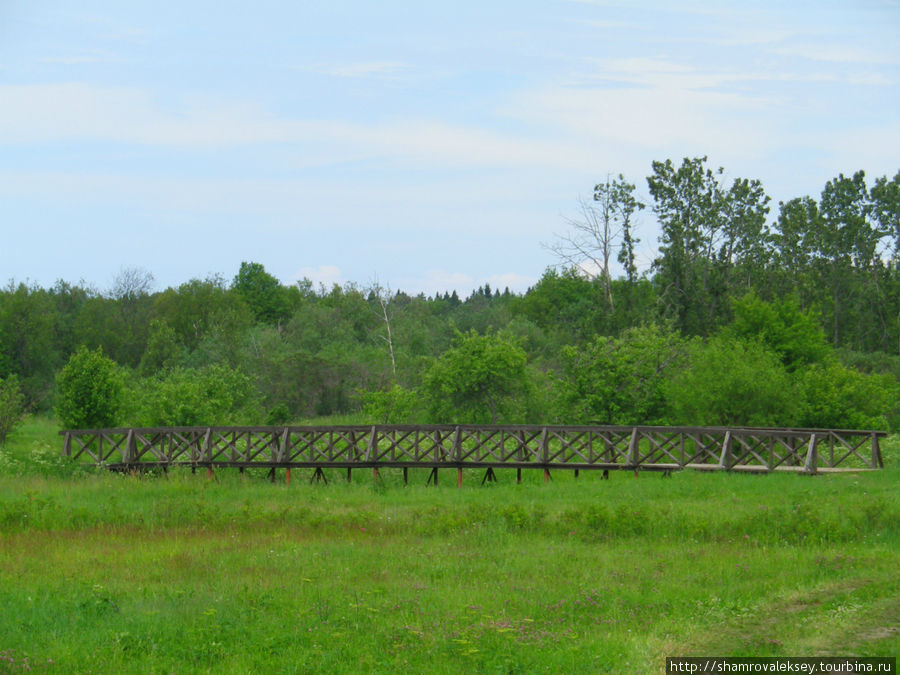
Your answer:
[110,266,155,302]
[544,175,644,312]
[368,278,397,380]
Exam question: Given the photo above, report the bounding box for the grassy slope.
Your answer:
[0,418,897,673]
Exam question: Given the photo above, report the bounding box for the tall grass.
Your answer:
[1,418,898,672]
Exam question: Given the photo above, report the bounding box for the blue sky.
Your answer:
[1,0,898,296]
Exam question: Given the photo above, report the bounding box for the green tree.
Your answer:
[722,292,829,370]
[663,337,798,427]
[647,157,723,334]
[555,324,686,425]
[55,346,125,429]
[797,361,897,430]
[871,171,900,254]
[514,268,607,343]
[0,374,26,444]
[422,330,531,424]
[130,365,261,427]
[153,275,253,353]
[232,261,291,325]
[360,384,421,424]
[647,157,770,333]
[771,196,821,300]
[138,319,183,376]
[0,282,61,406]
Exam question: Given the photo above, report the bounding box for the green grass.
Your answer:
[0,418,898,673]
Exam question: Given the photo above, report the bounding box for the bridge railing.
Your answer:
[60,425,886,475]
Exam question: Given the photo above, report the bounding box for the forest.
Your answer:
[1,157,899,437]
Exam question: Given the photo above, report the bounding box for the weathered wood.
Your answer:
[58,424,886,477]
[718,430,733,470]
[803,433,818,474]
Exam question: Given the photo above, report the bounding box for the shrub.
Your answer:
[663,337,799,427]
[555,324,686,425]
[422,330,531,424]
[797,360,897,430]
[359,384,421,424]
[55,346,125,429]
[130,364,262,427]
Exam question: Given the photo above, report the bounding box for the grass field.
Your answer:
[1,417,898,673]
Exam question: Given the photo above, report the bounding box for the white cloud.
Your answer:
[0,83,591,170]
[293,265,345,289]
[488,272,535,293]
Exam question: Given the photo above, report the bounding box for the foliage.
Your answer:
[722,292,830,370]
[232,261,291,325]
[2,161,899,430]
[138,319,183,376]
[647,157,771,335]
[359,384,422,424]
[797,360,898,431]
[129,365,262,427]
[663,336,799,427]
[55,346,125,430]
[547,176,644,311]
[423,330,531,424]
[555,324,686,425]
[264,403,292,426]
[0,375,26,443]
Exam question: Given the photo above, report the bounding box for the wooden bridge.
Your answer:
[60,424,886,483]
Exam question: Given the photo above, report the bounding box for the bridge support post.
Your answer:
[286,468,291,485]
[457,467,463,488]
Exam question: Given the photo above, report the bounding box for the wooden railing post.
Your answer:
[718,430,733,470]
[803,433,818,475]
[367,426,377,462]
[279,428,289,463]
[626,428,639,468]
[124,429,135,464]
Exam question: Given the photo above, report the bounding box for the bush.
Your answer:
[555,324,686,425]
[55,346,125,430]
[797,361,898,430]
[130,364,262,427]
[724,292,829,370]
[663,337,799,427]
[359,384,422,424]
[422,330,531,424]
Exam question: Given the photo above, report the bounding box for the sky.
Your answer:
[1,0,898,298]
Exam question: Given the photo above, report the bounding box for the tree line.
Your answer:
[1,157,898,438]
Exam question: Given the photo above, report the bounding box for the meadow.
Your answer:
[1,418,898,673]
